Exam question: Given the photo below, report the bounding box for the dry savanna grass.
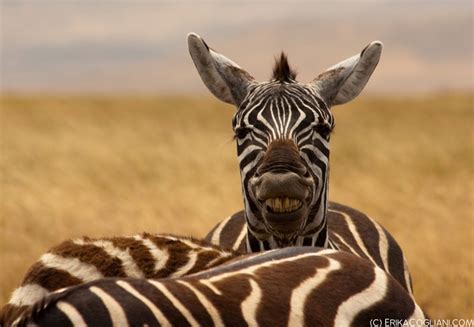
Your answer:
[0,93,472,318]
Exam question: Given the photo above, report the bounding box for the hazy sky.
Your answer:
[1,1,472,94]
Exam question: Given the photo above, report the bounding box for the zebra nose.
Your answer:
[256,139,307,177]
[255,163,307,177]
[255,172,310,202]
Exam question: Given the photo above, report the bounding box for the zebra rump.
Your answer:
[0,233,238,326]
[16,247,424,327]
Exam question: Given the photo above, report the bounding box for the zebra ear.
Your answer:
[311,41,383,106]
[187,33,254,106]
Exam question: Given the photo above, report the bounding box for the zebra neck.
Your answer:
[245,223,329,253]
[246,230,271,252]
[301,221,328,248]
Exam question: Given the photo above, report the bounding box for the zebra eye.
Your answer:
[234,126,252,140]
[314,124,332,138]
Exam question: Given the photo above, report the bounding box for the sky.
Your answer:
[1,1,472,94]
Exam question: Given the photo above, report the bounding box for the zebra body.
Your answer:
[0,233,237,326]
[16,247,424,327]
[188,34,413,294]
[206,203,413,294]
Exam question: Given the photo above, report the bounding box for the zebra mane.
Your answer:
[272,52,297,82]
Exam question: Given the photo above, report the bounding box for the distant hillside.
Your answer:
[1,2,472,93]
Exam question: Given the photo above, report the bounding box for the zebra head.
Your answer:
[188,33,382,248]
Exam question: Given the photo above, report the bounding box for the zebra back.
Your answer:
[17,248,424,327]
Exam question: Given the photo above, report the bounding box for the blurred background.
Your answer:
[1,0,472,319]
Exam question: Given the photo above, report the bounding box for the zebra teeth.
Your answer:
[265,198,302,213]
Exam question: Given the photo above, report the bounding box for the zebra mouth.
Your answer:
[251,169,312,235]
[265,197,302,214]
[262,198,307,235]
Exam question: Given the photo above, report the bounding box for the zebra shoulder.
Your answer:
[204,211,247,252]
[327,201,412,294]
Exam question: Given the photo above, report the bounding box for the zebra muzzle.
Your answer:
[253,171,311,234]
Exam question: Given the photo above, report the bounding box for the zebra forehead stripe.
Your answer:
[283,96,293,136]
[256,105,277,141]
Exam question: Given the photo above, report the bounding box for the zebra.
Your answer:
[188,33,414,294]
[0,233,238,326]
[15,247,425,327]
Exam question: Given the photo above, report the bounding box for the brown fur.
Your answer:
[22,263,83,291]
[49,240,126,277]
[0,233,238,326]
[258,139,304,175]
[17,248,423,326]
[108,236,157,276]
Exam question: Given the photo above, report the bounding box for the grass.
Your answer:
[0,93,472,318]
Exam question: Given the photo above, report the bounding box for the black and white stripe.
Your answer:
[233,82,334,248]
[16,247,424,327]
[206,203,414,295]
[0,234,237,326]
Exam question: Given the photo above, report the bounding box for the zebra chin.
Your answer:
[262,203,308,237]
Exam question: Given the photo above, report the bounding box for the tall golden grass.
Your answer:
[0,94,472,318]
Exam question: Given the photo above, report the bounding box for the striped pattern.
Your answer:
[189,34,414,304]
[0,234,237,326]
[205,202,414,295]
[233,81,334,250]
[17,248,425,327]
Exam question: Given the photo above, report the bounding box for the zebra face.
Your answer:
[188,33,382,246]
[232,82,334,242]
